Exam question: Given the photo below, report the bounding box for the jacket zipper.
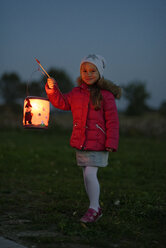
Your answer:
[96,124,106,134]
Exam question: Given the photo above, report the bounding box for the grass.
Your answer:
[0,127,166,248]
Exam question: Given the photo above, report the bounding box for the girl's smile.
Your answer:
[80,62,100,85]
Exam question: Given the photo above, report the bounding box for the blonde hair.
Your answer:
[77,77,102,110]
[77,76,122,110]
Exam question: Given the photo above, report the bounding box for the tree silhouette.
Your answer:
[159,100,166,116]
[41,68,74,93]
[123,81,150,115]
[0,73,21,104]
[0,68,74,106]
[26,81,42,96]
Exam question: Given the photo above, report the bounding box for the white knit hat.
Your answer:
[80,54,106,78]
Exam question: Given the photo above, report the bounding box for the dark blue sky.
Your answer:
[1,0,166,109]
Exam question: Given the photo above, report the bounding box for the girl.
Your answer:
[45,54,121,223]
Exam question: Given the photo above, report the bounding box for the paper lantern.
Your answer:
[23,96,50,129]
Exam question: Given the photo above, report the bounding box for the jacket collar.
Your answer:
[77,77,122,99]
[80,82,90,90]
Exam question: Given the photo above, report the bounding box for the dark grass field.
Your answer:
[0,127,166,248]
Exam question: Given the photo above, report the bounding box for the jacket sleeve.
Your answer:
[103,91,119,151]
[45,82,72,111]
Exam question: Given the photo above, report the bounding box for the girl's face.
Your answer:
[80,62,100,85]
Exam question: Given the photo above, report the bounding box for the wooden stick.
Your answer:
[35,58,50,78]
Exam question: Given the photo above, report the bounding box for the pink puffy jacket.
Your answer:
[45,82,119,151]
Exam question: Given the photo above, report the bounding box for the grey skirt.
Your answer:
[76,150,109,167]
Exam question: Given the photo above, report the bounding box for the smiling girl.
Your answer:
[45,54,121,223]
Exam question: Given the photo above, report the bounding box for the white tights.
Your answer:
[82,166,100,212]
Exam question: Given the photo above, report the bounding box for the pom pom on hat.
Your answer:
[80,54,106,78]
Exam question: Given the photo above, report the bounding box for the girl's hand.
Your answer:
[106,147,113,152]
[47,77,56,89]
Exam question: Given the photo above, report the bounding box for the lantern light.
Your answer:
[23,96,50,129]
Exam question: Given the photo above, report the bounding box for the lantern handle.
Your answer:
[35,58,51,78]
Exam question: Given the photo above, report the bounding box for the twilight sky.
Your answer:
[0,0,166,109]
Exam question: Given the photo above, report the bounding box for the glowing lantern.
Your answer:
[23,96,50,129]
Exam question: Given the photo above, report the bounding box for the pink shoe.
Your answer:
[80,208,102,223]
